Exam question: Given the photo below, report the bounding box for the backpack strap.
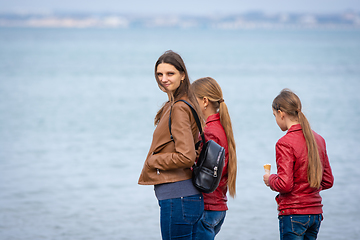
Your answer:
[169,100,205,148]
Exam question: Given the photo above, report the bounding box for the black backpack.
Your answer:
[169,100,225,193]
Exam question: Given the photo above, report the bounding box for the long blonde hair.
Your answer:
[191,77,237,197]
[272,89,323,188]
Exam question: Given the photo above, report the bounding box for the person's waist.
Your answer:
[155,179,200,200]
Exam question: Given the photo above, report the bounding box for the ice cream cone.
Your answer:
[264,164,271,174]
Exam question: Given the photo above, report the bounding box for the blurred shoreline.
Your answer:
[1,11,360,29]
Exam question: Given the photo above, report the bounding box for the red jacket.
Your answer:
[201,113,229,211]
[269,124,334,216]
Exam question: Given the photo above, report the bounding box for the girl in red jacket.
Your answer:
[191,77,237,240]
[263,89,334,240]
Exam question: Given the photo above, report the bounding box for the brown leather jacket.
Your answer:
[138,98,199,185]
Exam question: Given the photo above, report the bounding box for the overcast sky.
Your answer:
[0,0,359,15]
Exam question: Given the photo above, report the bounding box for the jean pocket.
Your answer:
[291,215,310,236]
[314,214,322,232]
[202,211,226,228]
[181,194,204,224]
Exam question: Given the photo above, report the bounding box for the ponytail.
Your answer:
[191,77,237,197]
[219,101,237,197]
[298,111,323,188]
[273,89,322,189]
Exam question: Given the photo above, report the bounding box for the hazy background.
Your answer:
[0,0,359,15]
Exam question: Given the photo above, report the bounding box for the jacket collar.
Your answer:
[206,113,220,124]
[287,124,302,133]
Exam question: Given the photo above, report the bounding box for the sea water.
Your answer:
[0,27,359,240]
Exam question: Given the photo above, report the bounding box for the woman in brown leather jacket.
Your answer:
[138,50,204,240]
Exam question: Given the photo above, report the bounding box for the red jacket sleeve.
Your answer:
[320,148,334,190]
[269,141,294,193]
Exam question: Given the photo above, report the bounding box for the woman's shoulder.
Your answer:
[156,101,171,119]
[172,98,197,116]
[170,100,194,125]
[172,100,192,113]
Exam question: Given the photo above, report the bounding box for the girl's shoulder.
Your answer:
[312,130,327,149]
[204,121,226,144]
[276,131,301,148]
[205,118,224,133]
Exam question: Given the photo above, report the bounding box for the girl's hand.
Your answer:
[263,173,270,187]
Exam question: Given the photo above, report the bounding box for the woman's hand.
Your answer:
[263,173,270,187]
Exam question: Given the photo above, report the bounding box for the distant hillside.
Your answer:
[1,11,359,28]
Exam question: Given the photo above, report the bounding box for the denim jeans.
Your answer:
[279,214,322,240]
[158,194,204,240]
[195,210,226,240]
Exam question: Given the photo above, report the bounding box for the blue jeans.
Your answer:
[279,214,322,240]
[158,194,204,240]
[195,210,226,240]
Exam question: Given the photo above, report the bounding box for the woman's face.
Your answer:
[156,63,185,93]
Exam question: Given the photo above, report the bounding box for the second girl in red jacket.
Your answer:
[263,89,334,240]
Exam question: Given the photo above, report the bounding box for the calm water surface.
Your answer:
[0,28,359,240]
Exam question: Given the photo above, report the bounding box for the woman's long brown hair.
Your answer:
[191,77,237,197]
[272,89,323,188]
